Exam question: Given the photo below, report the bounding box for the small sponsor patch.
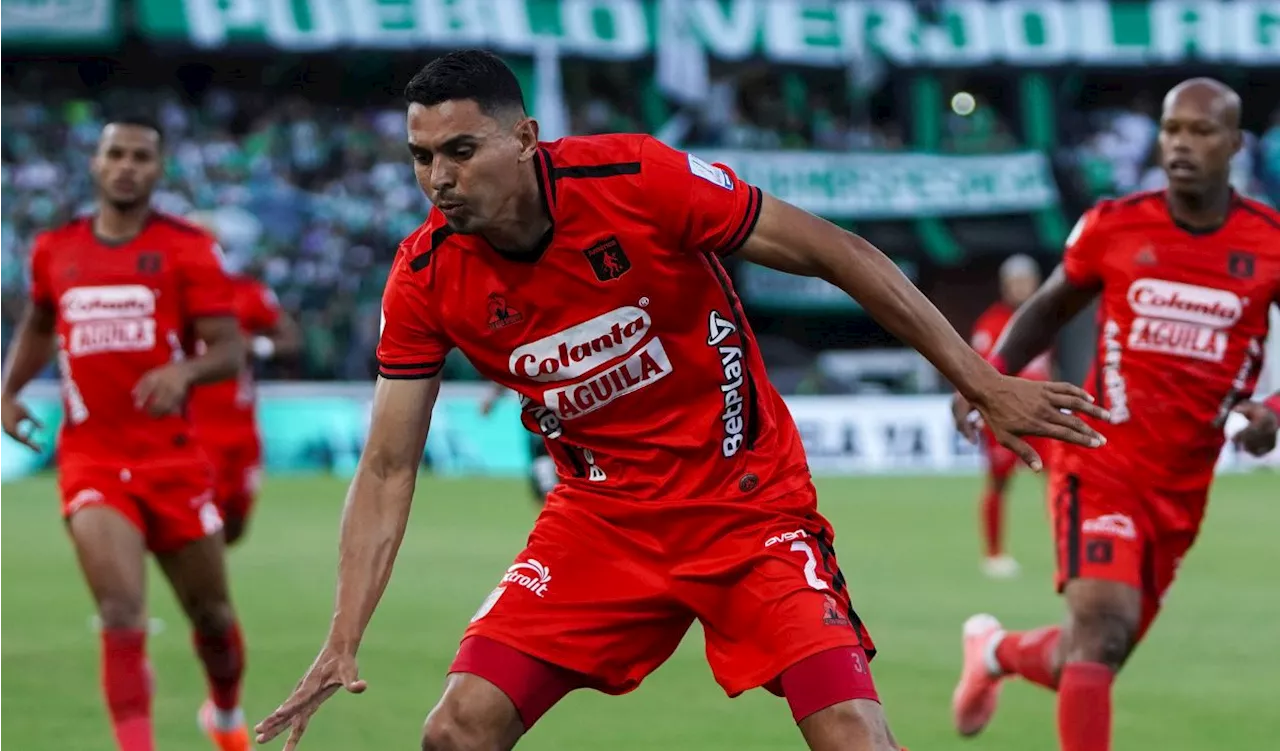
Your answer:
[687,153,733,190]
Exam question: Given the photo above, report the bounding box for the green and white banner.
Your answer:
[701,150,1059,220]
[2,0,120,47]
[135,0,1280,66]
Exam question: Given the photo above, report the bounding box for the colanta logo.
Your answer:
[509,306,650,382]
[1127,279,1242,328]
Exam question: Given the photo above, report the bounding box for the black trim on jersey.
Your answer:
[552,161,642,180]
[719,185,764,257]
[1163,189,1240,237]
[707,256,761,452]
[557,442,588,478]
[1064,474,1082,580]
[409,225,455,272]
[811,527,875,659]
[376,360,444,379]
[535,148,557,214]
[1238,200,1280,231]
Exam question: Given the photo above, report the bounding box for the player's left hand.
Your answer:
[255,645,365,750]
[132,363,194,417]
[970,375,1110,472]
[1230,401,1279,457]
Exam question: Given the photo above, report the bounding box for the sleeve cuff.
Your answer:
[717,185,763,257]
[377,360,444,379]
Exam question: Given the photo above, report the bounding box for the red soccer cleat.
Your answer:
[198,700,251,751]
[952,613,1005,737]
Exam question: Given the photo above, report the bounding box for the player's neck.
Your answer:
[94,203,153,244]
[481,166,551,255]
[1166,184,1233,231]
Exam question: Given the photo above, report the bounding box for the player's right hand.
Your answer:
[1,395,42,452]
[254,645,366,750]
[967,376,1111,472]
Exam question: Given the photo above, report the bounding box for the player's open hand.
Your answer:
[255,645,366,750]
[132,362,193,417]
[971,375,1111,471]
[1,394,42,452]
[1230,401,1279,457]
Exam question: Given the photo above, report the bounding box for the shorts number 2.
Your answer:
[790,540,830,591]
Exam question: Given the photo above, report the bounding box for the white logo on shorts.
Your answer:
[67,488,107,515]
[471,587,506,623]
[501,559,552,597]
[1081,513,1136,540]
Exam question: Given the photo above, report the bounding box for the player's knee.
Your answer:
[188,599,237,636]
[800,699,897,751]
[421,702,506,751]
[1067,608,1137,669]
[98,596,146,631]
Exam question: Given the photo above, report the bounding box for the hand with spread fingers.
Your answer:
[954,375,1111,472]
[255,646,366,750]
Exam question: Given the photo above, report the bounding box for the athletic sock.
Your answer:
[992,625,1061,690]
[102,629,154,751]
[1058,662,1113,751]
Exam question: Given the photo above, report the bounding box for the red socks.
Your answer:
[193,621,246,711]
[102,629,154,751]
[995,626,1061,690]
[1058,662,1114,751]
[981,488,1004,557]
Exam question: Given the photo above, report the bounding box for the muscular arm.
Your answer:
[184,316,246,385]
[1,303,55,398]
[737,194,997,401]
[991,266,1101,375]
[327,375,440,653]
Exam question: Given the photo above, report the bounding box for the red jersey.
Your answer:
[1062,190,1280,497]
[28,214,235,469]
[377,134,809,503]
[971,301,1051,381]
[188,276,281,437]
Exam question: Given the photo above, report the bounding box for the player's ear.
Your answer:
[515,117,540,162]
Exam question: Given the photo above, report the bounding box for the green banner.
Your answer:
[703,150,1058,220]
[2,0,120,48]
[135,0,1280,66]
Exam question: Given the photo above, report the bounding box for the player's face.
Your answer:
[1158,95,1240,195]
[1001,272,1039,307]
[407,100,538,234]
[91,125,163,210]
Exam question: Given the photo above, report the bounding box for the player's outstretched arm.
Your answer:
[952,264,1101,441]
[737,194,1107,469]
[255,375,440,750]
[0,303,56,451]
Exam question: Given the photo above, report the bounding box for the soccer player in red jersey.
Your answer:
[185,213,301,545]
[0,118,254,751]
[949,79,1280,751]
[968,254,1054,578]
[254,52,1106,751]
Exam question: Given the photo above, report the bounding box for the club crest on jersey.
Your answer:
[583,236,631,282]
[487,293,523,330]
[1227,250,1255,279]
[136,252,162,275]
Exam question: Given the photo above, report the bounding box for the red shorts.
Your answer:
[59,461,222,554]
[456,485,876,704]
[205,434,262,521]
[1049,467,1205,639]
[983,430,1054,478]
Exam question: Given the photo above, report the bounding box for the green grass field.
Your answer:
[3,471,1276,750]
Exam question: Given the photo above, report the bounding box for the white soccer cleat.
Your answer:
[981,555,1020,579]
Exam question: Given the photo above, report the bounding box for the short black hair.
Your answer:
[404,50,526,118]
[104,115,165,146]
